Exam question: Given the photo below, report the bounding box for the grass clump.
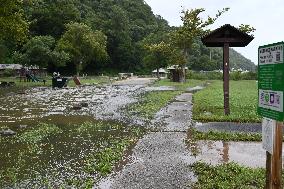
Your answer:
[193,80,261,123]
[128,91,181,119]
[153,79,205,91]
[190,161,267,189]
[84,139,131,176]
[189,128,262,142]
[18,123,62,144]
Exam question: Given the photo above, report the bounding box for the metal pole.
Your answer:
[223,43,230,115]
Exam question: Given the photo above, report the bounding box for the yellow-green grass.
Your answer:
[190,161,284,189]
[193,80,261,123]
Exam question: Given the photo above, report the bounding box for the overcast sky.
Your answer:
[144,0,284,65]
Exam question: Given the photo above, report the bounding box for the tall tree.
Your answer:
[57,22,108,76]
[170,8,229,82]
[143,42,172,79]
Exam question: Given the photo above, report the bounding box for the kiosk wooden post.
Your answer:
[272,122,283,189]
[202,24,254,115]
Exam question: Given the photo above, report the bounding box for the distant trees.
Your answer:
[0,0,256,75]
[13,36,69,68]
[0,0,29,43]
[57,22,108,76]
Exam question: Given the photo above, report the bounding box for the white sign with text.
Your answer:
[262,117,276,154]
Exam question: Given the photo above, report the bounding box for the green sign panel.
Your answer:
[258,42,284,121]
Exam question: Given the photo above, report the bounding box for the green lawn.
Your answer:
[153,79,206,91]
[193,80,261,123]
[190,162,277,189]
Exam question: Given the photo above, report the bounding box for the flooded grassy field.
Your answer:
[0,85,145,188]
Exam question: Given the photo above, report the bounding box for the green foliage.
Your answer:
[189,128,262,142]
[143,42,178,78]
[238,24,256,36]
[13,35,69,68]
[57,22,109,75]
[128,91,181,119]
[84,139,131,176]
[0,0,28,43]
[193,80,261,122]
[2,69,14,77]
[187,71,257,80]
[170,8,229,59]
[27,0,81,38]
[0,121,144,188]
[17,123,62,144]
[191,162,269,189]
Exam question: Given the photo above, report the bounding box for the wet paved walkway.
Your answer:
[96,92,195,189]
[95,78,280,189]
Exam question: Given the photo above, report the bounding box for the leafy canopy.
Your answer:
[0,0,29,43]
[57,22,109,74]
[13,35,69,68]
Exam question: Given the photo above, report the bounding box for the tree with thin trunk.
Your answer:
[57,22,108,76]
[170,8,229,82]
[143,42,172,80]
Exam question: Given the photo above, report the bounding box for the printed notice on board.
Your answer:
[259,44,283,65]
[262,118,276,154]
[259,90,283,112]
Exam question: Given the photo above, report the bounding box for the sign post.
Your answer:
[258,42,284,189]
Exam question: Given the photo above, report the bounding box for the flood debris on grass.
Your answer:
[0,121,144,188]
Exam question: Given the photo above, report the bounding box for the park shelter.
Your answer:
[152,68,168,78]
[167,65,188,82]
[0,64,47,77]
[201,24,254,115]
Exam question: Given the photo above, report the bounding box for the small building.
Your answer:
[167,65,188,82]
[0,64,47,77]
[152,68,168,78]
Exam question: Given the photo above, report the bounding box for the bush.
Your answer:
[187,71,222,80]
[2,69,15,77]
[187,71,257,80]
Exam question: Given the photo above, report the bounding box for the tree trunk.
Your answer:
[156,68,160,80]
[179,66,186,83]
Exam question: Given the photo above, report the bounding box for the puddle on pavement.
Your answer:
[187,137,284,168]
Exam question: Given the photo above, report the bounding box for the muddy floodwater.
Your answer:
[0,85,146,188]
[0,85,146,128]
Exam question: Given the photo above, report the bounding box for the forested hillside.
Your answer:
[0,0,256,75]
